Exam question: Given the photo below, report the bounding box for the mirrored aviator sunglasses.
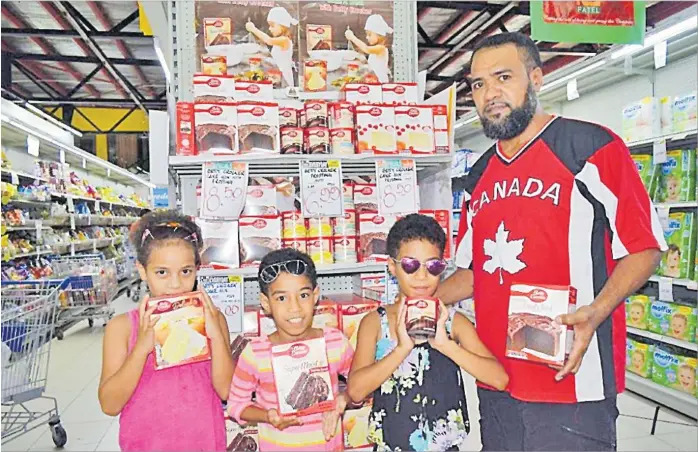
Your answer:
[259,259,308,284]
[395,257,447,276]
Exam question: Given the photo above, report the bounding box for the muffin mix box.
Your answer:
[656,149,697,203]
[651,346,697,396]
[148,292,210,370]
[659,212,696,279]
[648,301,697,342]
[626,338,653,378]
[270,337,335,416]
[625,294,652,330]
[630,154,660,199]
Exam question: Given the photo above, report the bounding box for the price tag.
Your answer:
[200,275,244,333]
[27,135,40,157]
[652,140,667,164]
[299,160,343,218]
[654,41,667,69]
[70,242,76,256]
[95,201,101,213]
[82,158,87,169]
[67,196,75,213]
[70,215,76,230]
[200,161,248,219]
[92,239,97,253]
[59,149,65,164]
[658,276,674,302]
[566,79,579,101]
[107,168,111,178]
[108,203,113,211]
[376,159,418,216]
[10,171,19,185]
[656,205,670,229]
[35,220,43,240]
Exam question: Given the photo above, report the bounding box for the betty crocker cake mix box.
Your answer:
[626,337,653,378]
[651,346,697,396]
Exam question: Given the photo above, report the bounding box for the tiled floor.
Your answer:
[2,294,696,451]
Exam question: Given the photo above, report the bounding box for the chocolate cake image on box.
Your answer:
[196,124,236,152]
[312,40,331,51]
[201,238,238,266]
[239,125,278,152]
[227,433,257,451]
[360,232,386,258]
[210,34,231,46]
[285,372,330,410]
[239,238,279,265]
[355,202,378,214]
[507,313,563,357]
[406,317,437,338]
[230,335,250,364]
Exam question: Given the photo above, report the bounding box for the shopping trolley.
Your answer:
[51,256,118,340]
[1,280,67,447]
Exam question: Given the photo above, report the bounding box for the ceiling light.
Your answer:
[540,60,607,92]
[611,15,697,60]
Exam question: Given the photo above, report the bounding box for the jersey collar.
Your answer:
[495,115,559,165]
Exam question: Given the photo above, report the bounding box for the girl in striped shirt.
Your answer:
[228,249,353,451]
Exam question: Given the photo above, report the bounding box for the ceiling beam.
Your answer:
[419,2,513,13]
[417,24,434,45]
[419,43,599,57]
[27,97,167,108]
[110,9,139,33]
[1,34,67,97]
[9,52,160,67]
[0,27,151,41]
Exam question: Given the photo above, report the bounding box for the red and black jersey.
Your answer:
[455,116,667,404]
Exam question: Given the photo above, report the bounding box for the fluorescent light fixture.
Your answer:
[154,37,171,83]
[611,15,697,60]
[25,103,83,137]
[454,115,480,129]
[541,60,607,92]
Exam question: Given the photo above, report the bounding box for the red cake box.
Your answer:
[506,284,577,368]
[405,297,439,339]
[271,337,336,416]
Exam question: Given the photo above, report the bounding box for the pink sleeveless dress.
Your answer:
[119,309,226,451]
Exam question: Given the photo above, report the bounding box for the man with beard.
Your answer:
[437,33,667,451]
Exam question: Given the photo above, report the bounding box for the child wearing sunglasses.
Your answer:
[227,248,354,451]
[99,210,233,451]
[347,214,508,451]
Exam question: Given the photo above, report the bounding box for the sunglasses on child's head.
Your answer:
[259,259,309,284]
[392,257,447,276]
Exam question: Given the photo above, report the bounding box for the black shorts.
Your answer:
[478,388,619,451]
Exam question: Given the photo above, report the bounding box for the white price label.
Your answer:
[652,140,667,164]
[27,135,40,157]
[10,171,19,185]
[70,215,76,230]
[200,275,244,333]
[82,158,87,169]
[300,160,343,218]
[376,159,418,216]
[35,220,43,240]
[656,205,670,229]
[67,196,75,213]
[92,240,97,253]
[70,243,76,256]
[566,78,579,101]
[200,162,248,219]
[59,150,65,164]
[95,201,100,213]
[658,277,674,302]
[654,40,667,69]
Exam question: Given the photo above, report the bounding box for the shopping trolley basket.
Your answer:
[1,279,67,447]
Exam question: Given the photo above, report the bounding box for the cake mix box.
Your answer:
[313,301,340,330]
[506,284,577,367]
[229,334,250,365]
[625,294,652,330]
[382,83,419,106]
[270,337,335,416]
[343,83,382,104]
[358,214,397,262]
[343,403,373,450]
[621,97,658,143]
[659,212,696,279]
[194,74,235,103]
[353,183,378,214]
[395,105,435,155]
[405,297,439,339]
[194,102,238,155]
[234,81,273,101]
[227,424,259,451]
[651,346,697,396]
[148,292,210,370]
[340,301,379,349]
[626,338,653,378]
[204,18,232,46]
[197,219,240,268]
[176,102,196,156]
[630,154,660,199]
[243,185,278,216]
[356,105,397,155]
[238,215,281,267]
[237,102,280,154]
[648,300,697,342]
[656,149,697,203]
[672,91,697,133]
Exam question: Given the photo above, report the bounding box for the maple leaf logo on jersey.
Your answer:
[483,222,526,284]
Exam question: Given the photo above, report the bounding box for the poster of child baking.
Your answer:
[298,1,394,92]
[194,1,300,89]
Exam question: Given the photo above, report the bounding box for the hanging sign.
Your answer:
[658,277,674,302]
[200,161,248,219]
[10,171,19,185]
[300,160,343,218]
[652,140,667,164]
[376,159,418,216]
[200,275,244,333]
[27,136,40,157]
[153,187,169,208]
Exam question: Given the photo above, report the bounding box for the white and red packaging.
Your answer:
[506,284,577,368]
[419,209,451,260]
[194,102,238,155]
[279,107,298,127]
[304,127,330,154]
[243,185,278,216]
[343,404,373,449]
[313,301,340,329]
[432,105,450,154]
[307,24,332,52]
[234,80,273,101]
[333,209,357,235]
[270,337,336,416]
[353,184,378,213]
[308,236,334,265]
[329,102,355,129]
[227,423,259,451]
[343,182,355,209]
[148,292,210,370]
[333,235,357,264]
[305,101,329,128]
[204,18,232,46]
[339,301,379,349]
[343,83,382,104]
[282,211,308,238]
[405,297,439,339]
[355,105,397,155]
[176,102,196,156]
[193,74,235,102]
[238,215,281,267]
[197,218,240,268]
[282,237,307,253]
[358,213,397,262]
[330,128,355,155]
[243,307,260,337]
[280,127,304,154]
[382,83,419,105]
[395,105,435,155]
[237,102,280,154]
[304,60,328,92]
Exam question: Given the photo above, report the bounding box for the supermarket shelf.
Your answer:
[627,327,698,351]
[199,262,387,278]
[4,197,50,207]
[1,168,48,183]
[4,226,52,232]
[654,201,698,209]
[648,275,698,290]
[626,129,697,148]
[625,372,698,419]
[3,249,52,260]
[46,215,137,228]
[50,192,146,210]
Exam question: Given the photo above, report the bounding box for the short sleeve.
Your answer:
[455,199,474,269]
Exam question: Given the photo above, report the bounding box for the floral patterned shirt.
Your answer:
[368,307,470,451]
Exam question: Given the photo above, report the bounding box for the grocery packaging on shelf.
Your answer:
[382,83,419,105]
[312,301,341,329]
[630,154,661,200]
[194,102,238,155]
[198,219,240,268]
[648,300,697,343]
[506,284,577,368]
[234,81,274,101]
[280,127,304,154]
[343,403,373,449]
[279,107,299,127]
[238,216,281,267]
[659,212,696,279]
[193,74,236,102]
[622,97,659,143]
[655,149,697,203]
[344,83,383,104]
[304,127,331,154]
[354,183,378,213]
[308,235,334,264]
[333,235,358,264]
[651,346,697,396]
[626,337,654,378]
[395,105,435,155]
[176,102,196,156]
[305,100,329,128]
[672,91,698,133]
[329,102,355,129]
[405,297,438,339]
[243,184,278,216]
[237,102,281,154]
[355,104,397,154]
[339,299,379,349]
[432,105,450,154]
[358,213,397,262]
[625,294,652,330]
[148,293,210,370]
[330,128,356,155]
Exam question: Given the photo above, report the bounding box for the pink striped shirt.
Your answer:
[228,328,353,451]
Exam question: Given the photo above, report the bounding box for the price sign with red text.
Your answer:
[201,161,248,219]
[300,160,343,218]
[200,275,243,333]
[376,159,418,216]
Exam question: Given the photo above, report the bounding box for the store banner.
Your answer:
[153,187,169,208]
[531,1,646,45]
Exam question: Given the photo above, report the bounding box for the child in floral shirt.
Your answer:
[346,214,508,451]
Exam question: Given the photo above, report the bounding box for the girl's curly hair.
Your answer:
[129,210,202,266]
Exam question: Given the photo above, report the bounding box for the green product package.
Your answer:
[659,212,696,279]
[630,154,660,199]
[651,347,697,396]
[625,295,652,330]
[656,149,697,203]
[626,338,653,378]
[647,300,697,342]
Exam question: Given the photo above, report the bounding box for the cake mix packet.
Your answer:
[312,302,341,329]
[506,284,577,368]
[238,215,281,267]
[148,292,210,370]
[405,297,439,339]
[270,337,336,416]
[651,346,697,396]
[626,337,653,379]
[647,300,697,342]
[227,424,259,451]
[625,294,652,330]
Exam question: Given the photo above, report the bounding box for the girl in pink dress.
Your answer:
[98,211,233,451]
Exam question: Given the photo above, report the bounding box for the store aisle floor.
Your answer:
[3,293,696,452]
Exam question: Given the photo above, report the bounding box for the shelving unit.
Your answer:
[625,129,698,149]
[626,373,698,420]
[648,275,698,290]
[627,327,698,352]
